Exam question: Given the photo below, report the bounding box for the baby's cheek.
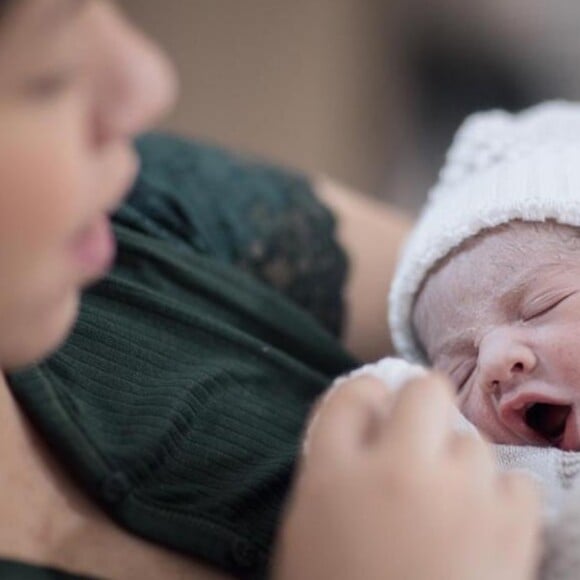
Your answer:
[551,328,580,375]
[457,393,497,438]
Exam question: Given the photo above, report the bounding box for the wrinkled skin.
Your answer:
[415,221,580,450]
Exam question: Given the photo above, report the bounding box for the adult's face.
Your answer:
[0,0,177,368]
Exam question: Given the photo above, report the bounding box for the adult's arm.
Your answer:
[128,134,412,362]
[315,176,412,361]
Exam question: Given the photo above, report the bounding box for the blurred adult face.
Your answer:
[0,0,176,368]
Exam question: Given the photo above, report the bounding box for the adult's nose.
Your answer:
[90,2,178,146]
[476,326,537,396]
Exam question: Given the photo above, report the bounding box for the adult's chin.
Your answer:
[1,291,80,371]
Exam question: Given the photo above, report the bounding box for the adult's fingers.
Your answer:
[448,430,496,480]
[380,372,456,460]
[498,471,541,518]
[496,471,542,572]
[305,375,393,466]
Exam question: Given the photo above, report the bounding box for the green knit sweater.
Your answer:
[5,134,357,579]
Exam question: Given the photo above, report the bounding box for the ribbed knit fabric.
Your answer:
[6,134,357,579]
[0,560,94,579]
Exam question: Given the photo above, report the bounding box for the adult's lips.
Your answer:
[70,214,116,280]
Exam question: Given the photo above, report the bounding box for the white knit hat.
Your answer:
[389,100,580,363]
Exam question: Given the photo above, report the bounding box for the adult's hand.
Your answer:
[273,374,541,580]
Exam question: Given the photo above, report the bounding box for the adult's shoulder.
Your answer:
[117,132,323,259]
[115,133,351,337]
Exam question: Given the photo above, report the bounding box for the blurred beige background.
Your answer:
[120,0,410,197]
[119,0,580,212]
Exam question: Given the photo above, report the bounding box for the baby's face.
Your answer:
[414,222,580,450]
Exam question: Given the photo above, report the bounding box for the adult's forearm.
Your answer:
[315,176,412,361]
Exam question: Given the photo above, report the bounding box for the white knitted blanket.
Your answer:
[341,357,580,580]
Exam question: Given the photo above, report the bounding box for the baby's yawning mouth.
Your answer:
[525,403,572,448]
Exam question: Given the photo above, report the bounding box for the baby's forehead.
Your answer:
[416,224,527,308]
[412,220,580,356]
[423,220,580,290]
[444,221,574,263]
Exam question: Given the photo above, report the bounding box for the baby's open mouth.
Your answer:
[524,403,571,447]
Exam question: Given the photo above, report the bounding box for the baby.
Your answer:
[389,100,580,451]
[379,101,580,580]
[414,220,580,449]
[328,102,580,580]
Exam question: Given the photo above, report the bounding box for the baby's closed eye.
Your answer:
[520,290,576,321]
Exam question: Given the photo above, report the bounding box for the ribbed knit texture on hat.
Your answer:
[389,101,580,363]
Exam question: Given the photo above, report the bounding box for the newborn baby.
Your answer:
[388,100,580,452]
[351,102,580,580]
[414,220,580,450]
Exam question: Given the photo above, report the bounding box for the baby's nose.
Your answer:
[477,328,537,395]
